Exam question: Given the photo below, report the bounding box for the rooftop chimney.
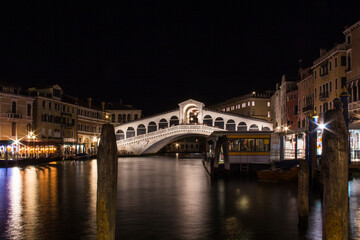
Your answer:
[281,74,286,84]
[320,48,327,57]
[87,97,92,108]
[276,83,279,90]
[101,101,105,111]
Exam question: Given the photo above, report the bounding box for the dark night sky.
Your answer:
[1,1,359,115]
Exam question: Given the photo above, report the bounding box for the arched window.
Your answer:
[118,114,122,123]
[226,119,236,131]
[123,114,126,122]
[27,104,31,116]
[116,130,124,140]
[134,114,139,120]
[126,127,135,138]
[203,115,213,126]
[137,124,146,135]
[249,124,259,131]
[262,126,270,131]
[214,117,224,129]
[127,114,131,122]
[111,114,115,122]
[11,101,16,113]
[169,116,179,126]
[148,121,157,133]
[237,122,247,131]
[159,118,168,129]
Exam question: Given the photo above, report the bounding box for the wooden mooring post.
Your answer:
[322,109,348,240]
[298,159,309,225]
[97,124,118,240]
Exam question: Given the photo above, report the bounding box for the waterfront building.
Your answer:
[312,43,347,124]
[344,20,360,161]
[77,98,110,155]
[60,94,78,157]
[297,67,314,132]
[0,82,34,159]
[106,100,142,125]
[270,74,297,132]
[209,91,273,121]
[285,86,298,131]
[28,84,66,157]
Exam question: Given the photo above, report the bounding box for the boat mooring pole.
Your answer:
[322,109,348,240]
[298,159,309,225]
[97,124,118,240]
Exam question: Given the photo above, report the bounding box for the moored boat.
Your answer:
[257,166,299,181]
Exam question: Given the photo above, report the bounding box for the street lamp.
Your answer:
[176,143,179,153]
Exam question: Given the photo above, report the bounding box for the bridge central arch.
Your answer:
[115,99,273,155]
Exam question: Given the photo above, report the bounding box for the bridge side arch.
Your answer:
[226,119,236,131]
[126,127,135,138]
[148,121,157,133]
[137,124,146,136]
[116,130,124,140]
[249,124,259,131]
[203,115,213,126]
[237,122,247,131]
[169,116,179,126]
[214,117,224,129]
[159,118,168,129]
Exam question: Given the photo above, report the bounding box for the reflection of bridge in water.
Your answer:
[115,99,273,155]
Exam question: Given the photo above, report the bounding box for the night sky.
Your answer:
[1,1,359,115]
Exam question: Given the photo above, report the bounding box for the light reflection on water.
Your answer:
[1,157,360,239]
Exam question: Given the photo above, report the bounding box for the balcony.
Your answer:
[63,123,75,129]
[7,113,23,119]
[319,92,329,101]
[302,105,314,113]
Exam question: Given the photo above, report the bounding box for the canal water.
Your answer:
[1,156,360,240]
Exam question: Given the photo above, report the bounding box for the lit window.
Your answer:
[226,107,230,111]
[222,108,225,112]
[252,101,255,106]
[248,101,250,106]
[267,102,270,107]
[267,111,270,118]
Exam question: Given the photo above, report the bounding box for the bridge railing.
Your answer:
[117,124,224,145]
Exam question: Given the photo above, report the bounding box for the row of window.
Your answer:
[314,78,346,100]
[111,113,139,123]
[78,124,101,133]
[314,56,346,79]
[11,102,32,116]
[78,109,105,120]
[40,114,62,124]
[221,101,271,112]
[228,138,270,152]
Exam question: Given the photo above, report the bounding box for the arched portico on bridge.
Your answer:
[114,99,273,154]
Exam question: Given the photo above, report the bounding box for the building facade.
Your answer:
[297,67,314,131]
[0,82,34,159]
[107,100,142,126]
[285,87,298,131]
[77,98,110,155]
[312,43,347,123]
[344,21,360,161]
[209,91,273,121]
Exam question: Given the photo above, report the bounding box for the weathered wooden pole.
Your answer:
[298,159,309,225]
[322,109,348,240]
[97,124,118,240]
[222,138,230,171]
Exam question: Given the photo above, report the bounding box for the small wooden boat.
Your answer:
[257,166,299,181]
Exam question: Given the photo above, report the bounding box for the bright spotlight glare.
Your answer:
[319,123,326,130]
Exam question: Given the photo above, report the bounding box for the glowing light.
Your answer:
[319,123,326,130]
[284,126,289,131]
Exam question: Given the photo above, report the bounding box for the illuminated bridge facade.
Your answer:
[114,99,273,155]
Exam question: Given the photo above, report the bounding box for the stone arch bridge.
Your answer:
[114,99,273,155]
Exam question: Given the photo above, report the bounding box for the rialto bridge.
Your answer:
[114,99,273,155]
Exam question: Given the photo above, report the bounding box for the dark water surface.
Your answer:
[1,156,360,240]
